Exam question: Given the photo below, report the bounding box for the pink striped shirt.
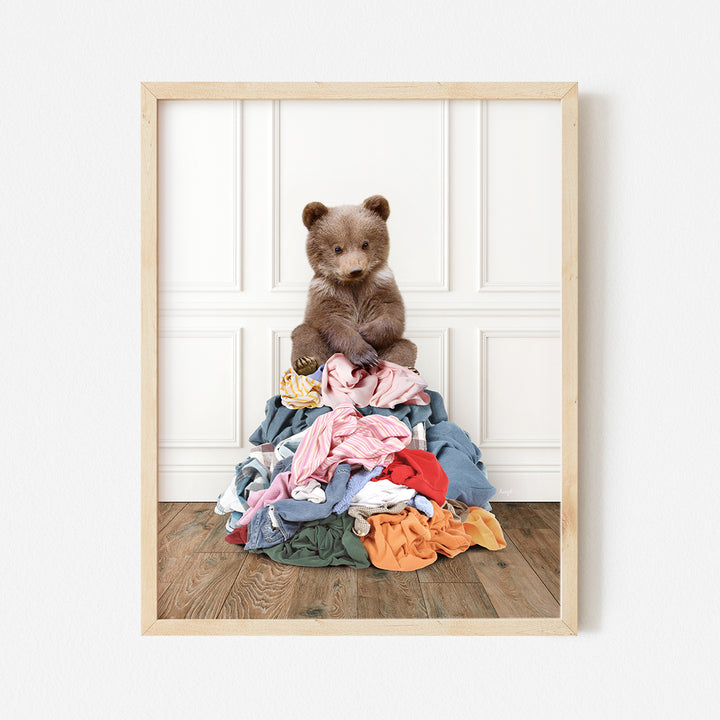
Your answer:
[290,403,411,488]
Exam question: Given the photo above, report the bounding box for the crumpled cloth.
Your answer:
[462,506,506,551]
[426,421,496,509]
[347,501,408,537]
[321,353,431,409]
[234,471,294,528]
[360,501,472,571]
[372,448,449,506]
[215,444,276,517]
[349,478,416,508]
[289,404,411,489]
[254,513,370,568]
[279,366,323,409]
[249,390,448,446]
[442,498,471,523]
[225,523,248,545]
[332,466,384,514]
[407,494,434,517]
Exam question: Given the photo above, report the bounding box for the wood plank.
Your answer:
[219,553,301,620]
[158,503,218,555]
[466,539,559,618]
[421,582,498,619]
[195,509,245,553]
[526,503,560,536]
[157,502,186,532]
[357,568,427,619]
[140,82,158,634]
[143,81,576,101]
[416,552,480,584]
[158,554,194,588]
[287,566,358,619]
[157,503,220,585]
[561,82,579,634]
[148,617,575,636]
[505,528,561,602]
[491,502,549,531]
[158,553,243,619]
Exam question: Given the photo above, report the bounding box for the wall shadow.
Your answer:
[577,92,612,632]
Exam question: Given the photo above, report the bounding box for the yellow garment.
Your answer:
[462,506,506,551]
[279,366,323,409]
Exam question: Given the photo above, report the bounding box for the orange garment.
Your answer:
[360,501,472,571]
[462,506,506,551]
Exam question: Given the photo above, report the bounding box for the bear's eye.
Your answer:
[334,246,342,254]
[362,241,369,249]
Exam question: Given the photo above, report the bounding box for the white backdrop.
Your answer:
[158,98,562,502]
[2,1,719,718]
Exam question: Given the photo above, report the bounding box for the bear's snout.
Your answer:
[337,252,368,282]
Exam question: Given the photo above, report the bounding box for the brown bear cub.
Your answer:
[291,195,417,376]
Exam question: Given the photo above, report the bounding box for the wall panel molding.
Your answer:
[270,328,293,397]
[159,101,243,293]
[159,328,242,448]
[271,100,450,292]
[477,100,561,294]
[400,100,449,292]
[407,327,450,401]
[160,303,562,318]
[478,328,561,448]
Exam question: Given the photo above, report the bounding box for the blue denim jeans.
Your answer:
[245,463,354,550]
[245,505,300,550]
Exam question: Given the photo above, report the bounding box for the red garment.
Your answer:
[372,448,449,505]
[225,524,248,545]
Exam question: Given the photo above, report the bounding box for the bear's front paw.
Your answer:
[294,356,319,376]
[346,343,379,369]
[358,320,390,347]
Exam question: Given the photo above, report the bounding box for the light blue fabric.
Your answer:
[225,511,243,533]
[426,421,495,510]
[407,493,434,517]
[332,466,384,514]
[273,463,352,523]
[308,364,324,381]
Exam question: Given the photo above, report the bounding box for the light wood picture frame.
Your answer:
[141,82,578,636]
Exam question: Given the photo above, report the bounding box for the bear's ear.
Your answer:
[302,202,329,230]
[362,195,390,221]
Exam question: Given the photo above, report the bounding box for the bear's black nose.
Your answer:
[349,268,363,278]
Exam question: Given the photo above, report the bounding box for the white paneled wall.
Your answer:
[158,99,562,502]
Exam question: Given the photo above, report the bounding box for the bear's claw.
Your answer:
[347,346,379,369]
[294,356,319,376]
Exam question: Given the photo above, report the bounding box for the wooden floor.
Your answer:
[157,501,560,620]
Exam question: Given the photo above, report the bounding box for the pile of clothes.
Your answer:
[215,353,506,571]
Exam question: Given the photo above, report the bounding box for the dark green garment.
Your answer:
[253,513,370,568]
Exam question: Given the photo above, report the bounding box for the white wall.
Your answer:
[2,1,719,718]
[158,98,562,502]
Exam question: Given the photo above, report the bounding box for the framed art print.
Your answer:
[141,82,578,636]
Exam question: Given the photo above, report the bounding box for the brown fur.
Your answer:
[291,195,417,372]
